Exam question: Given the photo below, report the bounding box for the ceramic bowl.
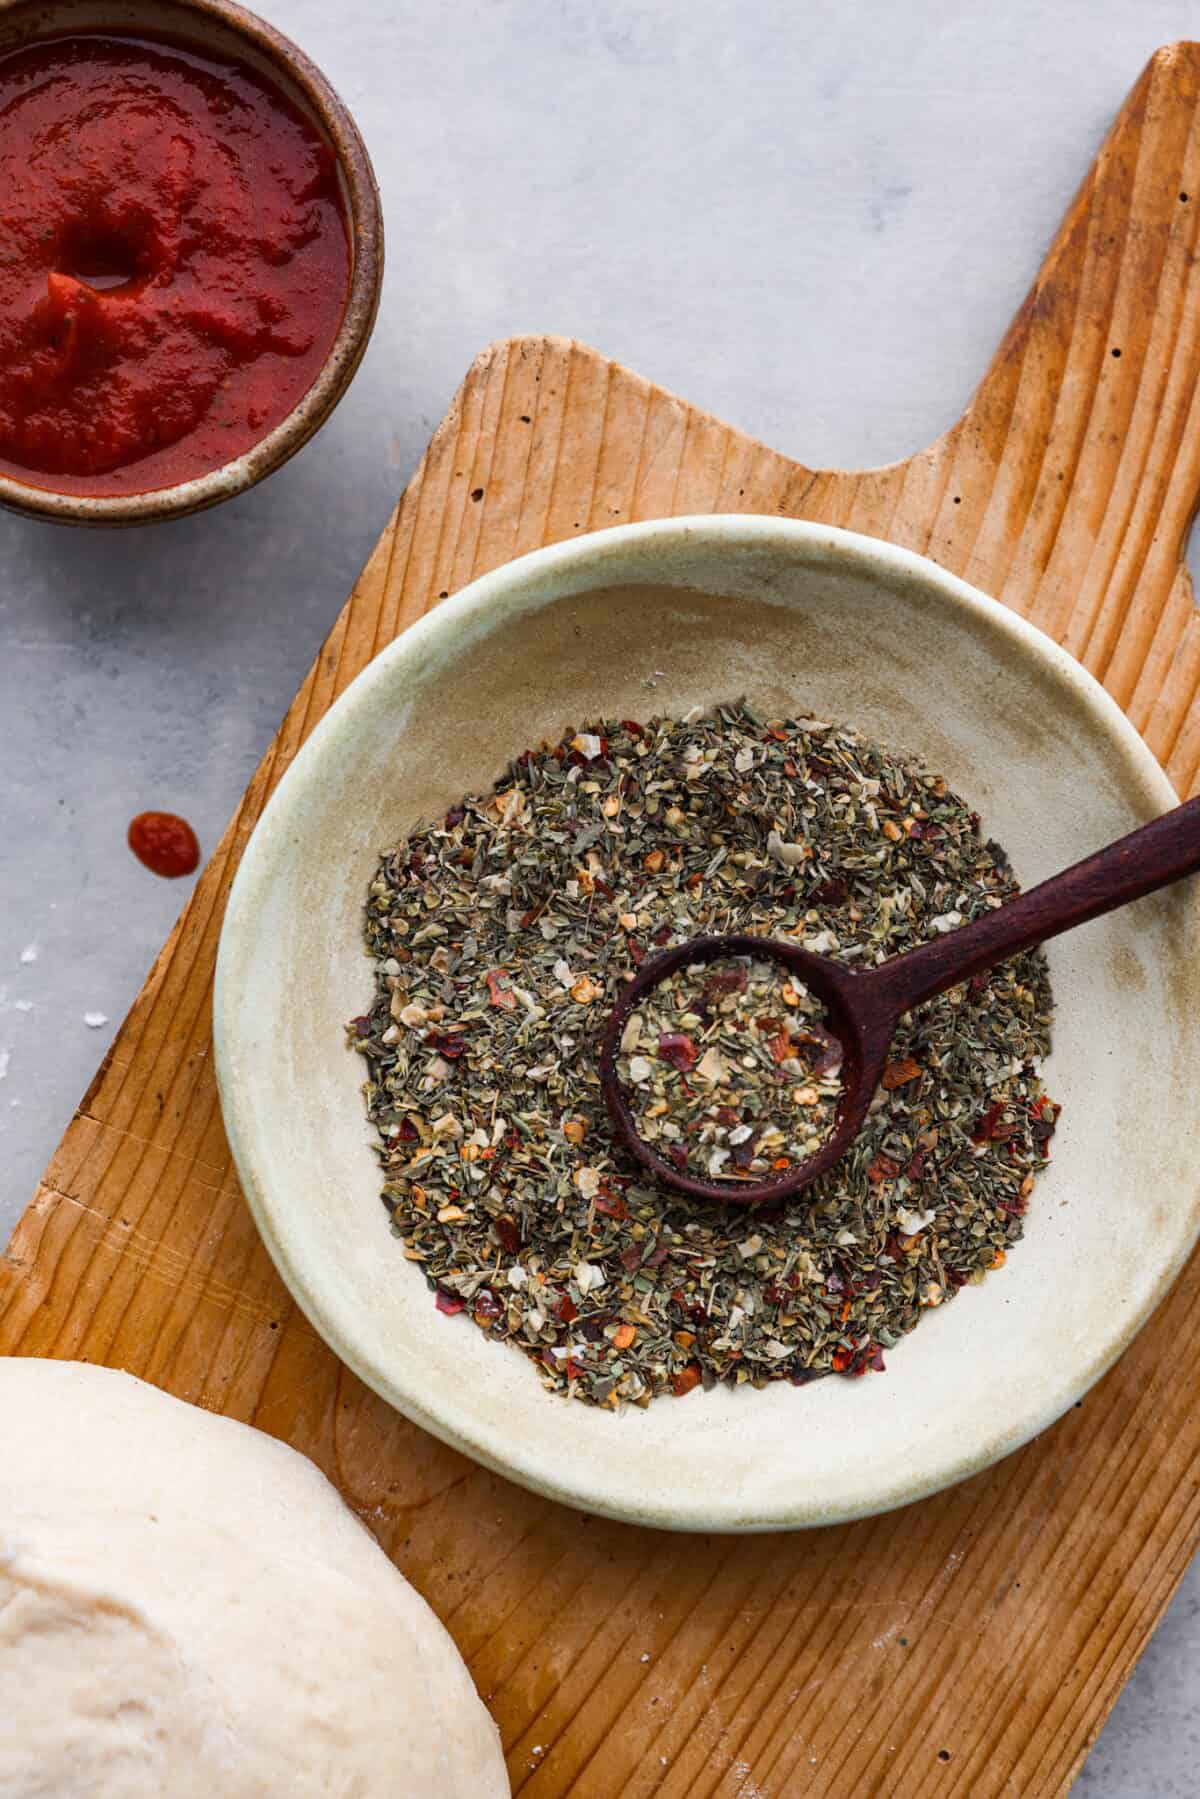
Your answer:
[214,517,1200,1531]
[0,0,383,526]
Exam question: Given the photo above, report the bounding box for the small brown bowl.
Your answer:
[0,0,383,526]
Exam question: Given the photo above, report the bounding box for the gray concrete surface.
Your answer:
[2,2,1198,1787]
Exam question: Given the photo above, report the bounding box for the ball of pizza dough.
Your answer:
[0,1358,508,1797]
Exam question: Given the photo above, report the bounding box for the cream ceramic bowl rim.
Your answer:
[0,0,384,527]
[215,515,1185,1530]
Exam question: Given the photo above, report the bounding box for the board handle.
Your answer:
[949,44,1200,743]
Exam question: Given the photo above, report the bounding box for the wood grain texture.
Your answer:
[6,43,1200,1798]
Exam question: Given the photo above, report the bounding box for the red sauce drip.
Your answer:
[128,811,201,878]
[0,34,351,495]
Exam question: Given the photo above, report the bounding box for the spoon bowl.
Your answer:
[599,933,880,1202]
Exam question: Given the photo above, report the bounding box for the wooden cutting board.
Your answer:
[6,42,1200,1797]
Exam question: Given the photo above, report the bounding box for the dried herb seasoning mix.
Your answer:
[614,956,845,1182]
[349,704,1058,1407]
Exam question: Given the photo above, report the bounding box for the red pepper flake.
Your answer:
[485,968,516,1010]
[564,1358,585,1381]
[667,1144,689,1173]
[555,1292,579,1324]
[833,1341,886,1378]
[867,1152,900,1184]
[620,719,645,736]
[620,1243,643,1273]
[801,1024,844,1075]
[783,758,799,777]
[443,804,466,829]
[765,723,790,742]
[652,924,673,947]
[971,1101,1019,1144]
[628,937,645,965]
[812,875,850,906]
[494,1214,522,1254]
[764,1283,787,1306]
[881,1057,921,1090]
[905,1149,926,1181]
[672,1361,703,1397]
[1029,1095,1061,1143]
[970,1101,1003,1143]
[474,1288,503,1321]
[435,1286,465,1315]
[425,1031,467,1059]
[657,1032,698,1072]
[595,1191,629,1221]
[767,1028,794,1066]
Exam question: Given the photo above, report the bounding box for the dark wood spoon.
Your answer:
[599,794,1200,1205]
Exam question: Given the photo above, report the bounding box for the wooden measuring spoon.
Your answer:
[599,794,1200,1205]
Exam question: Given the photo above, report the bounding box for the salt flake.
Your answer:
[767,830,806,868]
[897,1206,936,1236]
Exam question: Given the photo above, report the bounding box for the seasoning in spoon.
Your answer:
[615,956,844,1181]
[349,704,1058,1407]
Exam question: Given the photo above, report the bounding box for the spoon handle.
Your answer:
[869,793,1200,1014]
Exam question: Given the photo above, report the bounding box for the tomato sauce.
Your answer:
[127,811,201,877]
[0,34,351,495]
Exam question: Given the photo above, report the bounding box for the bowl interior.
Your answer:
[215,518,1200,1529]
[0,0,382,524]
